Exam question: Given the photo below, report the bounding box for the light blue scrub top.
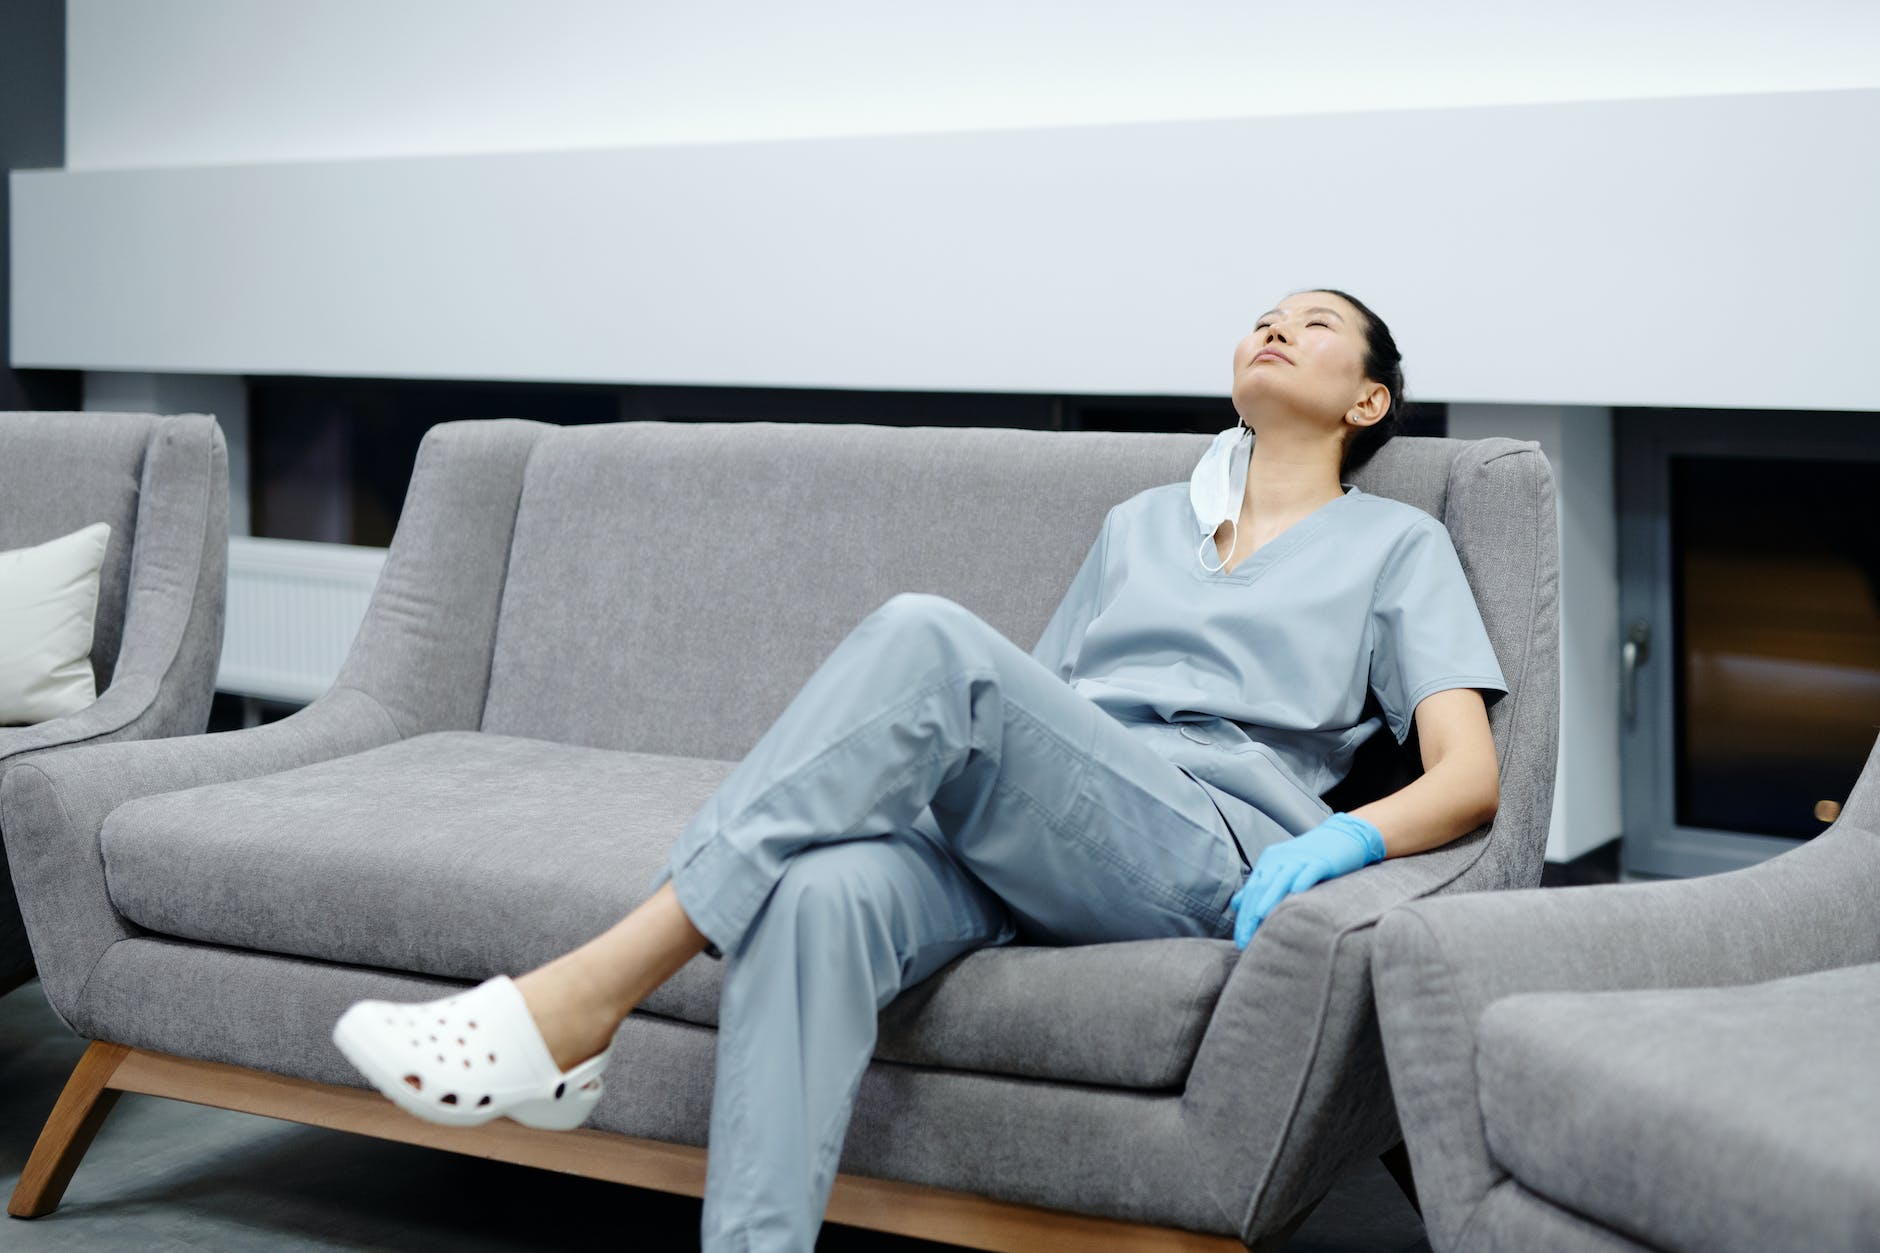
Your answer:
[1029,478,1510,856]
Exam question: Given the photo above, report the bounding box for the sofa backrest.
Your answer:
[481,413,1541,775]
[0,411,166,690]
[479,421,1189,761]
[337,416,1556,886]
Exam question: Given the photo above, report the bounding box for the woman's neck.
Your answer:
[1241,429,1346,523]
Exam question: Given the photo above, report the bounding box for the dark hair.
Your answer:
[1299,287,1405,476]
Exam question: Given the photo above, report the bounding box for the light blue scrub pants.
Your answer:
[643,592,1252,1252]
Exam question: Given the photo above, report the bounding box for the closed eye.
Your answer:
[1254,321,1330,330]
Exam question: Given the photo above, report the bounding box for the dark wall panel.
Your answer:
[1,0,80,410]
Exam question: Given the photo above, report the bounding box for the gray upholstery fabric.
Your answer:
[1372,735,1880,1253]
[1477,964,1880,1253]
[1,689,401,1032]
[7,420,1562,1246]
[333,419,548,739]
[0,411,228,996]
[100,731,1237,1090]
[1462,1180,1650,1253]
[483,421,1206,760]
[75,937,1239,1234]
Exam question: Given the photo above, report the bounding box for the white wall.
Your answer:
[16,87,1880,403]
[63,1,1880,167]
[19,4,1878,401]
[1451,405,1620,863]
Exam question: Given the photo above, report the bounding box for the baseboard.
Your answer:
[1540,837,1621,888]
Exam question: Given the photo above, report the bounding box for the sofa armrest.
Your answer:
[0,678,206,761]
[0,688,402,1032]
[1178,828,1498,1244]
[1370,819,1880,1253]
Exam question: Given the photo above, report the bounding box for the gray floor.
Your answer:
[1,981,1430,1252]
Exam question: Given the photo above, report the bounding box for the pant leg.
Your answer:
[645,592,1255,1251]
[644,592,1249,957]
[699,827,1011,1253]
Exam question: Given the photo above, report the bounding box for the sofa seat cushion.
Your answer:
[1476,962,1880,1253]
[99,731,1239,1091]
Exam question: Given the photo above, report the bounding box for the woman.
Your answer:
[333,288,1507,1249]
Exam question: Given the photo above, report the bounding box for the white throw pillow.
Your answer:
[0,522,113,726]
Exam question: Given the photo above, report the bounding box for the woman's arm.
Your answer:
[1348,687,1500,858]
[1228,686,1505,947]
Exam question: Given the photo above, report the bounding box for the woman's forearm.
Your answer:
[1346,756,1498,858]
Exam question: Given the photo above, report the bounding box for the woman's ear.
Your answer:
[1348,382,1391,426]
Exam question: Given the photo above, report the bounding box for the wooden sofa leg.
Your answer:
[8,1041,130,1219]
[1379,1140,1420,1217]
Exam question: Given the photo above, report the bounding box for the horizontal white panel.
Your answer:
[13,90,1880,409]
[217,536,384,704]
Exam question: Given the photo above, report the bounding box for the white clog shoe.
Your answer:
[333,975,610,1131]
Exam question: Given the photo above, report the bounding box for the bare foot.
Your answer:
[512,967,621,1072]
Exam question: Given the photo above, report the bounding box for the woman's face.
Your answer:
[1228,290,1380,432]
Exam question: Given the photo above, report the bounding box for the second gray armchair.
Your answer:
[0,411,228,997]
[1372,732,1880,1253]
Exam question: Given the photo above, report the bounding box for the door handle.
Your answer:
[1621,620,1651,724]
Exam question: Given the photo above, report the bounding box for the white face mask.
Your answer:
[1189,423,1252,572]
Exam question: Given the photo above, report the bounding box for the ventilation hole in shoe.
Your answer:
[488,1052,497,1063]
[467,1020,478,1030]
[554,1082,566,1100]
[477,1095,492,1107]
[404,1074,423,1091]
[436,1054,446,1063]
[441,1093,458,1106]
[429,1034,437,1043]
[409,1040,419,1048]
[463,1059,472,1069]
[438,1017,447,1025]
[456,1037,466,1046]
[384,1017,394,1026]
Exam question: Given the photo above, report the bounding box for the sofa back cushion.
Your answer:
[478,421,1517,779]
[0,412,156,692]
[480,420,1208,760]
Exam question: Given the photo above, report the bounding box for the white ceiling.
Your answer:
[64,0,1880,169]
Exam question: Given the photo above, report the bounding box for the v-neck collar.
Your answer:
[1198,484,1361,582]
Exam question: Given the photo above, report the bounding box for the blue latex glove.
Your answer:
[1227,813,1387,949]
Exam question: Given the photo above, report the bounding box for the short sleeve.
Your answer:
[1369,517,1510,744]
[1029,509,1112,683]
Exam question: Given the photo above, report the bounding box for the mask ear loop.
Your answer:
[1199,516,1237,573]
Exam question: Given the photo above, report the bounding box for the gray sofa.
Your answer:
[4,419,1558,1249]
[0,411,228,998]
[1372,735,1880,1253]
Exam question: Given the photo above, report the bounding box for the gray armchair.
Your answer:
[1372,734,1880,1252]
[6,420,1555,1249]
[0,411,228,996]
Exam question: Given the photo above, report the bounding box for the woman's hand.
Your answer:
[1227,812,1386,949]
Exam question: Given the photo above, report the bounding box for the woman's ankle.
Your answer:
[513,967,620,1071]
[510,885,713,1070]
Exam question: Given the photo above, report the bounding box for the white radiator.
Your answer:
[216,536,387,704]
